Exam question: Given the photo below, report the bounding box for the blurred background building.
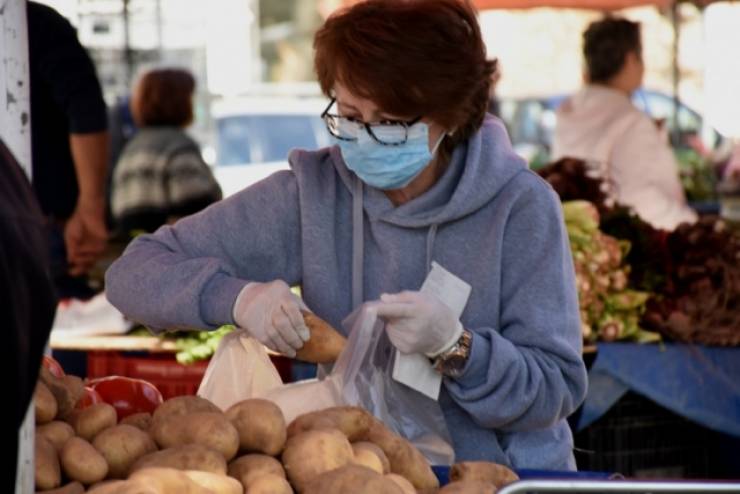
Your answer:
[31,0,740,189]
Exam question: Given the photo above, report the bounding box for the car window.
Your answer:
[218,117,253,165]
[252,115,325,163]
[217,114,325,166]
[636,91,700,132]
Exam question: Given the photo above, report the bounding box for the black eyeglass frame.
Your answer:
[320,97,422,147]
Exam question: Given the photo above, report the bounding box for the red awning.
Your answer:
[472,0,671,10]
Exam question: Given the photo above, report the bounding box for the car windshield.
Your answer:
[217,114,325,165]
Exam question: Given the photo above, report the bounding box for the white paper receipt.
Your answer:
[392,262,472,400]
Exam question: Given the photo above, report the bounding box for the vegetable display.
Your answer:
[541,158,740,346]
[32,359,518,493]
[563,200,657,343]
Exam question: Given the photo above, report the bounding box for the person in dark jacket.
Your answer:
[1,139,57,492]
[27,1,110,297]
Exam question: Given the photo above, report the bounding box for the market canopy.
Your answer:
[341,0,715,12]
[471,0,671,9]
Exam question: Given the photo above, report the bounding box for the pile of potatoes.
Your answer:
[35,367,518,494]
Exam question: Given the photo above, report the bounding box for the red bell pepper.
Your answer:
[75,386,104,410]
[88,376,163,420]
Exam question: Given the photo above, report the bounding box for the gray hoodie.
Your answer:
[105,115,587,470]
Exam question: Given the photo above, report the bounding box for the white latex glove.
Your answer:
[232,280,311,358]
[375,291,463,357]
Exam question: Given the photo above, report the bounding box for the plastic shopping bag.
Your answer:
[330,303,455,465]
[198,304,455,464]
[197,330,283,410]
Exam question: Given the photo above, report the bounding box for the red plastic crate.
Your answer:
[86,351,293,400]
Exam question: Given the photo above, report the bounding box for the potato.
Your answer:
[92,424,157,478]
[87,480,164,494]
[39,368,85,418]
[152,396,220,425]
[35,434,61,490]
[85,480,131,493]
[352,442,389,474]
[183,470,243,494]
[248,473,293,494]
[449,462,518,488]
[37,421,75,451]
[121,412,153,431]
[296,313,346,364]
[35,381,58,424]
[86,480,158,494]
[131,444,228,475]
[36,481,85,494]
[60,436,108,484]
[129,468,214,493]
[287,406,372,442]
[151,411,239,460]
[282,429,354,493]
[71,402,118,441]
[385,474,416,494]
[303,464,402,494]
[439,480,496,494]
[361,419,438,492]
[228,454,285,490]
[226,399,286,456]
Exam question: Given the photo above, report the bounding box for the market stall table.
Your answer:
[574,342,740,477]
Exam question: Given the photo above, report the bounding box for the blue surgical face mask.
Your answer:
[335,122,445,190]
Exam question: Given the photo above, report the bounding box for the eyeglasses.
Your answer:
[321,98,422,146]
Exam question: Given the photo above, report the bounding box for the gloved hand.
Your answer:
[232,280,311,358]
[375,291,463,357]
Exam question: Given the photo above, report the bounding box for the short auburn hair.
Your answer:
[583,17,641,83]
[131,68,195,127]
[314,0,496,157]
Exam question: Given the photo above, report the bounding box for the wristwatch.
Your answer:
[433,329,473,378]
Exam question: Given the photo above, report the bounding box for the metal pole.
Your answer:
[1,0,32,178]
[671,1,681,147]
[1,3,35,492]
[498,479,740,494]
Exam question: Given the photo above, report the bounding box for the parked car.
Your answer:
[499,89,724,167]
[208,93,331,197]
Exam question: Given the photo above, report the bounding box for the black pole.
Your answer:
[123,0,133,88]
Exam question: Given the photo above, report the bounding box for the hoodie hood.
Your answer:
[330,115,528,228]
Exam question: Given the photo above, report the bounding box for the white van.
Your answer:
[209,90,332,197]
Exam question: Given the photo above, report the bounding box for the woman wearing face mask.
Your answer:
[106,0,586,470]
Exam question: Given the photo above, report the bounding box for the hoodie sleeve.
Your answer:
[444,175,587,432]
[105,170,302,332]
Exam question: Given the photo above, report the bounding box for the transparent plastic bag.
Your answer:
[331,304,455,465]
[198,304,455,464]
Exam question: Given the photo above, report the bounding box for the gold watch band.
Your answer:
[433,329,472,377]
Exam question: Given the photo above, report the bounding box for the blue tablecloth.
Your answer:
[431,466,614,485]
[576,342,740,437]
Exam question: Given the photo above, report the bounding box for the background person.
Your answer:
[1,140,57,492]
[110,68,222,234]
[552,16,697,231]
[27,0,110,297]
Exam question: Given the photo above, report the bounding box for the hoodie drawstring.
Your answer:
[352,176,364,310]
[426,224,438,274]
[352,176,439,307]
